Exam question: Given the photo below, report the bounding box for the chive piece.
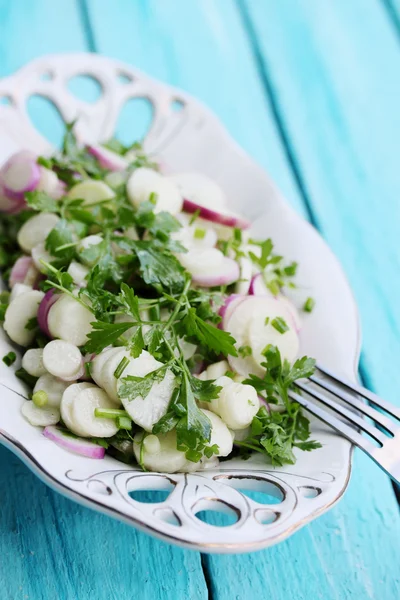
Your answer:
[149,304,160,322]
[0,291,10,303]
[116,416,132,430]
[15,367,38,388]
[25,317,38,331]
[94,408,130,419]
[2,351,16,367]
[149,191,158,205]
[0,304,7,321]
[85,361,92,378]
[225,370,236,379]
[303,297,315,313]
[267,280,280,296]
[114,356,129,379]
[238,345,252,357]
[194,227,206,240]
[189,209,201,225]
[271,317,289,334]
[32,390,48,407]
[233,228,242,243]
[264,317,270,326]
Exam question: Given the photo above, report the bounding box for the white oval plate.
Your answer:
[0,54,360,553]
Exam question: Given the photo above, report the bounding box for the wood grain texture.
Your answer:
[0,2,206,599]
[84,1,400,598]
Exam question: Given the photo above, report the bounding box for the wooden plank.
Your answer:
[85,1,400,598]
[0,2,207,598]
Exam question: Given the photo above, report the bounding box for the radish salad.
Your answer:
[0,124,320,472]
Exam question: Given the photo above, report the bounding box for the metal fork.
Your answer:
[288,365,400,485]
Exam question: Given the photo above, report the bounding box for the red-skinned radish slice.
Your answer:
[17,212,60,253]
[1,150,40,197]
[0,181,26,214]
[235,256,253,295]
[182,198,251,230]
[9,256,33,288]
[37,289,60,337]
[177,248,239,287]
[249,273,301,332]
[43,425,105,459]
[218,294,245,329]
[4,289,44,346]
[47,293,94,347]
[37,167,66,199]
[127,168,183,215]
[168,172,227,210]
[42,340,84,381]
[87,145,129,171]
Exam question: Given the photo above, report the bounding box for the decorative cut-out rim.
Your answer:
[0,54,360,553]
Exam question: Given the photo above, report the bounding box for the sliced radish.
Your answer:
[10,283,33,301]
[223,298,264,377]
[1,150,40,197]
[47,293,94,346]
[9,256,33,288]
[168,172,227,210]
[37,167,65,199]
[0,182,26,213]
[42,340,84,381]
[21,401,60,427]
[22,348,47,377]
[60,382,97,433]
[68,179,114,206]
[235,256,253,295]
[249,273,301,332]
[71,386,118,438]
[31,242,54,273]
[105,171,128,189]
[177,248,239,287]
[203,360,230,380]
[218,294,245,329]
[37,289,60,337]
[95,347,128,404]
[201,409,233,456]
[33,374,71,408]
[133,430,188,474]
[67,261,89,287]
[91,347,123,389]
[127,167,183,215]
[77,234,103,265]
[3,290,44,346]
[43,425,105,459]
[172,213,217,250]
[17,212,60,253]
[87,145,129,171]
[209,377,260,430]
[118,351,176,431]
[182,199,250,230]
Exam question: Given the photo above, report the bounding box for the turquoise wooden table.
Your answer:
[1,1,400,598]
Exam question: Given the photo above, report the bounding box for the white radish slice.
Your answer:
[169,172,227,210]
[47,293,94,346]
[218,294,245,329]
[9,256,33,288]
[105,171,128,189]
[43,425,105,459]
[179,339,197,361]
[67,179,114,205]
[127,167,183,215]
[22,348,47,377]
[3,290,44,346]
[21,401,60,426]
[37,289,60,337]
[223,297,263,377]
[77,234,103,265]
[67,261,89,287]
[10,282,33,301]
[249,273,301,332]
[177,248,239,287]
[42,340,84,381]
[133,430,188,474]
[204,360,230,380]
[172,216,217,250]
[201,409,233,456]
[33,374,71,408]
[17,212,60,253]
[118,351,176,431]
[87,145,129,171]
[90,347,122,389]
[31,242,54,272]
[210,378,260,430]
[95,347,128,404]
[24,263,41,287]
[248,300,299,376]
[2,150,40,196]
[71,386,118,438]
[235,256,253,295]
[37,167,65,199]
[60,382,97,433]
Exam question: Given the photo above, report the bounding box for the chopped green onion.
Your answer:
[194,227,206,240]
[0,304,8,322]
[25,317,38,331]
[225,370,236,379]
[32,390,48,407]
[149,192,158,205]
[267,280,280,296]
[0,291,10,303]
[303,297,315,313]
[233,228,242,243]
[189,209,201,225]
[94,408,130,420]
[85,361,92,378]
[149,304,160,322]
[15,367,37,388]
[114,356,129,379]
[264,317,270,326]
[271,317,289,334]
[283,262,298,277]
[116,416,132,430]
[2,351,16,367]
[238,345,252,357]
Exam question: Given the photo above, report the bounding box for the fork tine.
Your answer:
[309,374,398,435]
[294,381,388,445]
[288,389,377,454]
[316,364,400,421]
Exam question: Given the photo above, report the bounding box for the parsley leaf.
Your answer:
[183,308,237,357]
[132,241,186,292]
[25,190,60,213]
[84,321,133,354]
